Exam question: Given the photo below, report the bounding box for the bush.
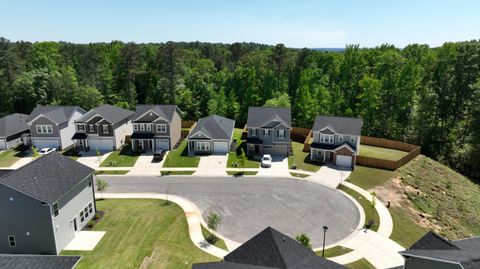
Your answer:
[93,213,101,220]
[86,220,95,229]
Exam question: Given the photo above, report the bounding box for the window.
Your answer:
[79,202,93,223]
[263,129,270,137]
[146,124,151,131]
[350,136,356,143]
[157,124,167,133]
[338,135,343,142]
[36,125,53,134]
[88,180,92,188]
[77,125,85,131]
[102,125,109,133]
[251,129,257,136]
[320,134,334,144]
[52,202,59,217]
[140,124,145,131]
[133,124,138,131]
[278,130,285,139]
[196,141,210,151]
[8,236,15,247]
[88,203,93,214]
[89,124,94,132]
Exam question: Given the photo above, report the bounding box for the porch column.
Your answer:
[323,150,326,163]
[131,140,135,151]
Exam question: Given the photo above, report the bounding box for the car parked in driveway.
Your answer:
[39,147,56,155]
[153,149,165,162]
[261,154,272,168]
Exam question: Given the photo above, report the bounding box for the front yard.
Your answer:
[288,141,321,172]
[358,144,408,161]
[163,140,200,168]
[0,146,28,167]
[61,199,218,269]
[100,145,140,167]
[347,166,393,190]
[226,129,259,168]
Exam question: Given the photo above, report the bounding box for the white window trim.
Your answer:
[79,202,93,224]
[320,134,334,144]
[157,124,167,133]
[8,235,16,247]
[52,202,59,217]
[146,124,151,131]
[196,141,210,151]
[263,129,270,137]
[251,129,257,136]
[133,124,138,131]
[102,125,109,133]
[77,124,85,131]
[140,124,145,131]
[36,125,53,134]
[278,129,285,139]
[338,135,343,142]
[89,124,94,132]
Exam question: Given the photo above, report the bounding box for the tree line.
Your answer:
[0,38,479,179]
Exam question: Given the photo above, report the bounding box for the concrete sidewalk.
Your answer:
[306,165,351,188]
[64,231,106,251]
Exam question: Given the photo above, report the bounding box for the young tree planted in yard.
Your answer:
[206,212,222,244]
[295,233,312,249]
[238,148,247,173]
[96,178,109,200]
[31,146,39,159]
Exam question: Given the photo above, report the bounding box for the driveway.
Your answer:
[307,164,351,188]
[76,151,112,169]
[99,176,360,248]
[127,152,167,176]
[194,154,228,176]
[256,155,290,177]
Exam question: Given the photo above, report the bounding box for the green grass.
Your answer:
[347,166,394,190]
[315,246,353,258]
[227,171,258,176]
[0,146,28,167]
[201,225,228,251]
[163,140,200,168]
[359,144,408,161]
[389,207,428,248]
[227,129,260,168]
[161,171,195,176]
[61,199,218,269]
[288,141,321,172]
[95,170,129,175]
[345,258,376,269]
[340,185,380,232]
[62,147,81,160]
[290,172,310,178]
[100,145,140,167]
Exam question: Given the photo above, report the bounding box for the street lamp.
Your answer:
[322,226,328,257]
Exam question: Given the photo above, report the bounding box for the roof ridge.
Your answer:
[267,228,289,269]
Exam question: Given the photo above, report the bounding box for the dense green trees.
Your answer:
[0,38,479,179]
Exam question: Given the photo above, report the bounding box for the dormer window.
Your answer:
[320,134,334,144]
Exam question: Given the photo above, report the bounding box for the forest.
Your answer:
[0,38,479,179]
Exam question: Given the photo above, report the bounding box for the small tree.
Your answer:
[369,191,377,228]
[206,212,222,244]
[96,178,109,200]
[31,146,39,159]
[238,148,247,173]
[295,233,312,249]
[96,148,101,163]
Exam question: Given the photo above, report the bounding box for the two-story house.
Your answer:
[72,104,133,151]
[27,106,86,150]
[131,105,182,152]
[0,152,96,255]
[187,115,235,155]
[246,107,292,157]
[310,115,362,169]
[0,113,30,150]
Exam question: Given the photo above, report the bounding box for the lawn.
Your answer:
[316,246,353,258]
[389,207,428,248]
[163,140,200,168]
[288,141,321,172]
[61,199,218,269]
[358,144,408,161]
[345,258,376,269]
[201,225,228,251]
[340,185,380,232]
[62,147,81,160]
[161,171,195,176]
[95,170,129,175]
[100,145,140,167]
[227,129,259,168]
[347,166,394,190]
[0,146,28,167]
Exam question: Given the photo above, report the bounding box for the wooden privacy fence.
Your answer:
[181,121,197,138]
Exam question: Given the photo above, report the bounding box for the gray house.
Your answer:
[0,254,81,269]
[0,152,96,255]
[72,104,133,151]
[27,106,86,150]
[400,231,480,269]
[310,116,362,169]
[187,115,235,155]
[246,107,292,157]
[0,113,30,150]
[131,105,182,151]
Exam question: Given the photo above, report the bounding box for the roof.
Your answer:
[0,254,81,269]
[0,113,29,138]
[72,133,88,140]
[27,106,84,125]
[188,115,235,140]
[131,133,155,139]
[247,107,291,129]
[0,152,94,204]
[312,116,362,136]
[194,227,347,269]
[401,231,480,269]
[77,104,133,125]
[133,105,180,122]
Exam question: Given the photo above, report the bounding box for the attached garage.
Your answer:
[88,139,114,151]
[155,138,170,150]
[336,155,352,168]
[33,139,59,149]
[262,145,288,156]
[213,141,229,154]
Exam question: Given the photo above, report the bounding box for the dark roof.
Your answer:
[131,133,155,139]
[0,153,94,203]
[0,254,81,269]
[77,104,133,125]
[409,231,459,251]
[0,169,14,178]
[247,107,291,129]
[72,133,88,140]
[310,143,339,151]
[132,105,180,122]
[312,116,362,136]
[0,113,29,138]
[27,106,84,125]
[194,227,347,269]
[188,115,235,140]
[246,137,263,144]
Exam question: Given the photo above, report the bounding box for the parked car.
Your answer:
[153,149,165,162]
[261,154,272,168]
[39,148,56,155]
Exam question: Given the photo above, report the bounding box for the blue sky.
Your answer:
[1,0,478,48]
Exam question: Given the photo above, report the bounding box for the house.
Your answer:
[130,105,182,152]
[310,116,362,169]
[193,227,347,269]
[399,231,480,269]
[27,106,86,150]
[0,113,30,150]
[246,107,292,157]
[72,104,133,151]
[0,152,96,255]
[187,115,235,155]
[0,254,81,269]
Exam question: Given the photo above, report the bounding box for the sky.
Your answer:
[1,0,479,48]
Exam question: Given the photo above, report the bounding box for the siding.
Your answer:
[312,131,359,151]
[169,111,182,149]
[59,109,83,149]
[113,118,132,149]
[30,117,60,138]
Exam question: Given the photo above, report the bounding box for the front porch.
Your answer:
[72,132,89,151]
[310,148,334,163]
[188,140,212,155]
[131,139,154,152]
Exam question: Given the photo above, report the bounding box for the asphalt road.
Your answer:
[99,175,360,248]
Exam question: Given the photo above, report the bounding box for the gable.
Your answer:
[189,131,212,140]
[30,115,57,126]
[135,110,161,123]
[319,127,335,135]
[86,116,103,125]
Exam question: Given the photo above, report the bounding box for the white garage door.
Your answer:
[89,139,114,151]
[213,141,229,153]
[0,139,6,150]
[34,139,59,149]
[262,145,288,156]
[155,139,170,150]
[336,155,352,168]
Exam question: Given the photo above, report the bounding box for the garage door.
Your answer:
[89,139,114,151]
[33,139,59,149]
[213,141,229,154]
[0,139,6,150]
[336,155,352,168]
[262,145,287,156]
[155,139,170,150]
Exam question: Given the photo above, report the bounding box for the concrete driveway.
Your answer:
[127,152,167,176]
[99,176,360,248]
[76,151,112,169]
[307,164,352,188]
[194,154,228,176]
[256,155,290,177]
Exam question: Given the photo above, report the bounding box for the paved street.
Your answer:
[99,175,360,248]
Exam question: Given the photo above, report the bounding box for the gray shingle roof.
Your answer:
[247,107,291,128]
[312,116,362,136]
[133,105,179,122]
[27,106,84,125]
[0,254,81,269]
[188,115,235,140]
[0,113,29,138]
[77,104,133,125]
[0,152,94,204]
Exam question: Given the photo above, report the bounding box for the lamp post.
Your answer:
[322,226,328,257]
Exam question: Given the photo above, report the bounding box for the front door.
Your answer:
[73,217,78,232]
[255,144,260,154]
